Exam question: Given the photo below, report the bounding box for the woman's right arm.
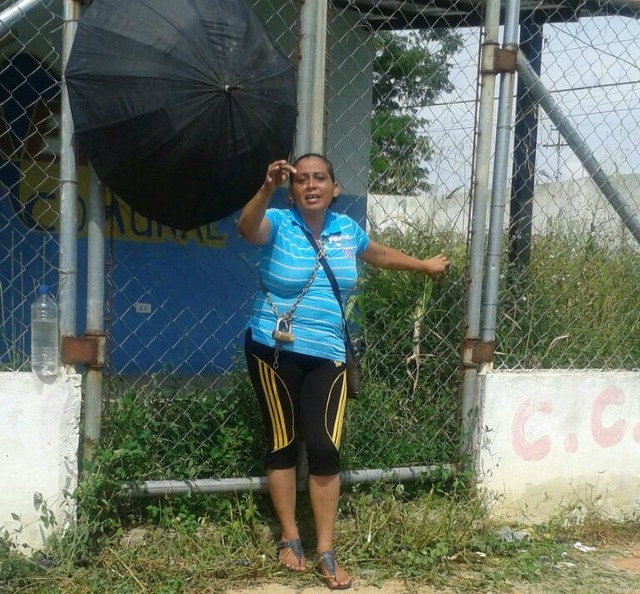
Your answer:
[237,160,295,245]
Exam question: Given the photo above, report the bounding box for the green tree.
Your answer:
[370,29,463,195]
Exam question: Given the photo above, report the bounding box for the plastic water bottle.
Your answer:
[30,284,59,376]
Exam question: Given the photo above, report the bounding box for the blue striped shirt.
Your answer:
[248,207,369,362]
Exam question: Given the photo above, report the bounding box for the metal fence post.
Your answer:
[508,17,543,269]
[460,0,501,461]
[0,0,47,37]
[295,0,328,155]
[59,0,79,342]
[481,0,521,346]
[516,50,640,246]
[83,164,106,472]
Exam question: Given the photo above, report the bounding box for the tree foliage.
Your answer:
[370,29,463,195]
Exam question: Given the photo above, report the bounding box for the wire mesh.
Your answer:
[99,0,476,480]
[2,0,639,487]
[0,0,62,372]
[327,3,478,469]
[499,10,640,370]
[100,0,302,481]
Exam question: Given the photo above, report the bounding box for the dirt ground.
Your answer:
[225,543,640,594]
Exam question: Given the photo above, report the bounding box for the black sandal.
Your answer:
[316,550,352,590]
[275,538,305,571]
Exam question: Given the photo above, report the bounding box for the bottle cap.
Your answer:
[38,284,49,295]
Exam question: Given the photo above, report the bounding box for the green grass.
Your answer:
[2,481,639,594]
[497,231,640,369]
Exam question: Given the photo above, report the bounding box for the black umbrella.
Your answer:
[65,0,296,230]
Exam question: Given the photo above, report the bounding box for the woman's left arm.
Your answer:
[359,239,450,279]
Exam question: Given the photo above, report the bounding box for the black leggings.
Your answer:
[244,329,348,476]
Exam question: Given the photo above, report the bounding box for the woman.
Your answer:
[237,154,449,590]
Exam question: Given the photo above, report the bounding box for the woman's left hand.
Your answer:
[423,254,450,279]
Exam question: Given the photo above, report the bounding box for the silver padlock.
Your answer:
[272,316,294,342]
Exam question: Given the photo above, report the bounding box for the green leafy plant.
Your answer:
[371,29,464,194]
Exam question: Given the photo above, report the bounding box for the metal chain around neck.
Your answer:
[259,237,325,368]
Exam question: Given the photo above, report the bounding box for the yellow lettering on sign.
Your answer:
[14,159,227,247]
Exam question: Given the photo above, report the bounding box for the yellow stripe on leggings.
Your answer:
[258,359,288,451]
[331,372,348,449]
[267,363,290,449]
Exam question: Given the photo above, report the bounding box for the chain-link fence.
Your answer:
[0,0,62,371]
[497,8,640,371]
[1,0,639,489]
[326,4,478,471]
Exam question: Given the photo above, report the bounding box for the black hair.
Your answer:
[290,153,336,183]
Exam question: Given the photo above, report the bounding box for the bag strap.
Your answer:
[300,227,352,343]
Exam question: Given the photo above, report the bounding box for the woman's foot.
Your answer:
[276,538,306,572]
[316,550,352,590]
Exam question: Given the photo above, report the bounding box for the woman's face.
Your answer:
[289,156,339,214]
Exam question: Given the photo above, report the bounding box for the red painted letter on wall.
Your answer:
[591,387,625,448]
[512,400,552,461]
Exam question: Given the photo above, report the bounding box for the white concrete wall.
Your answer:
[369,173,640,246]
[0,372,81,552]
[2,368,639,547]
[476,370,640,523]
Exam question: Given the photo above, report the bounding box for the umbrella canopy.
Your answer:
[65,0,296,230]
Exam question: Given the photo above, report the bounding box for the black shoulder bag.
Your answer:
[301,229,362,399]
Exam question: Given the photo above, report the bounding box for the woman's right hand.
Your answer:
[264,160,296,192]
[239,160,296,244]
